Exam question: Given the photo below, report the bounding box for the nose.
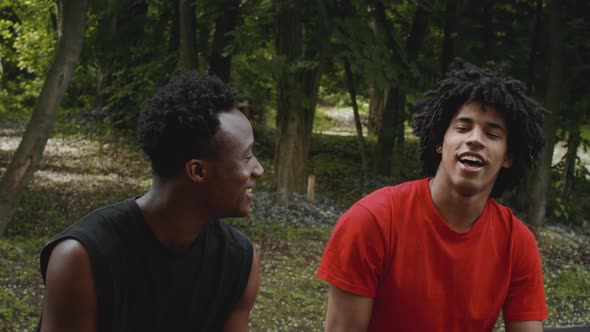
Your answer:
[252,156,264,178]
[466,127,485,149]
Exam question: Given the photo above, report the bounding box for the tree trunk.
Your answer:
[344,57,368,174]
[208,0,240,82]
[274,1,304,204]
[116,0,148,48]
[371,1,399,176]
[441,0,458,75]
[0,0,88,236]
[95,65,110,108]
[526,0,563,228]
[368,86,385,135]
[273,0,327,205]
[198,23,210,68]
[527,0,543,93]
[507,0,544,211]
[375,87,399,176]
[482,0,495,61]
[373,3,429,177]
[560,127,581,197]
[406,6,429,61]
[390,92,406,180]
[169,1,180,53]
[179,0,198,71]
[389,4,428,179]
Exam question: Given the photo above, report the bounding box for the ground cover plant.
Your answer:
[0,118,589,331]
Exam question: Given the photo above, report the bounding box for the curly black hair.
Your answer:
[412,59,545,197]
[137,72,237,178]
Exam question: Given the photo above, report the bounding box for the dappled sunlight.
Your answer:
[33,169,137,187]
[554,142,590,178]
[0,128,24,137]
[0,135,116,158]
[42,137,101,157]
[0,132,151,179]
[0,136,20,152]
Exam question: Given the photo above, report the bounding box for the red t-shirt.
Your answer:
[317,178,548,332]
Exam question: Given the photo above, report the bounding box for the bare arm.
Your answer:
[40,239,97,332]
[224,247,260,332]
[325,285,373,332]
[505,321,543,332]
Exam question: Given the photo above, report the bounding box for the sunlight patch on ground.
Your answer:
[33,169,129,185]
[0,128,24,137]
[0,136,101,157]
[0,137,20,151]
[42,137,101,157]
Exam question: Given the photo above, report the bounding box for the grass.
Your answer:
[0,118,589,331]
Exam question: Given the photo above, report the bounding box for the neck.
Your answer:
[428,177,490,233]
[136,177,212,248]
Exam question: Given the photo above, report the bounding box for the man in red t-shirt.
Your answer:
[317,60,548,332]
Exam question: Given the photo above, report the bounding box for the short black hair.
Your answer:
[137,72,237,178]
[412,59,545,197]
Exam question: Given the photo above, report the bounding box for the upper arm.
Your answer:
[325,285,373,332]
[40,239,97,332]
[505,320,543,332]
[223,246,260,332]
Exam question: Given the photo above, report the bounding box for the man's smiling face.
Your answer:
[435,101,512,197]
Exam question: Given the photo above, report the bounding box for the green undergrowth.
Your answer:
[0,119,589,331]
[232,219,332,331]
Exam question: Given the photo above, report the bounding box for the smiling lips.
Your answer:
[458,153,485,169]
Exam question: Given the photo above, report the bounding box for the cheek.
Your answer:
[231,169,251,187]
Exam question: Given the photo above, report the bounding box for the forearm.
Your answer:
[505,320,543,332]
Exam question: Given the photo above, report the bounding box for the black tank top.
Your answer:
[39,199,253,332]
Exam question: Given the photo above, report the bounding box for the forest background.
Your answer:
[0,0,588,331]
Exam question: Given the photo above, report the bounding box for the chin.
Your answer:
[456,178,496,197]
[453,180,482,196]
[234,207,251,218]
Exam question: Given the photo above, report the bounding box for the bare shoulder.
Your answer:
[41,239,97,331]
[49,239,90,264]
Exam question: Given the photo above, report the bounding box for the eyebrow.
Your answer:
[244,141,255,153]
[454,117,507,132]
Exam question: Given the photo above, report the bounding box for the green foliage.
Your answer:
[59,0,179,131]
[552,196,574,223]
[312,111,333,134]
[538,223,590,325]
[0,0,55,114]
[229,1,275,118]
[0,237,45,332]
[231,218,331,331]
[103,54,177,129]
[310,133,366,162]
[548,155,590,226]
[311,153,359,178]
[554,265,590,298]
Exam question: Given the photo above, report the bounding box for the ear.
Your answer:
[435,145,442,154]
[186,159,206,182]
[502,155,512,169]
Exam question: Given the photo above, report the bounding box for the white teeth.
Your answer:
[246,188,253,194]
[459,155,484,164]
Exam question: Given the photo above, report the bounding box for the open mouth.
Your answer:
[246,188,253,195]
[458,154,485,167]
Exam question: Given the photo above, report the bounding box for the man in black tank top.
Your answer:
[38,73,264,332]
